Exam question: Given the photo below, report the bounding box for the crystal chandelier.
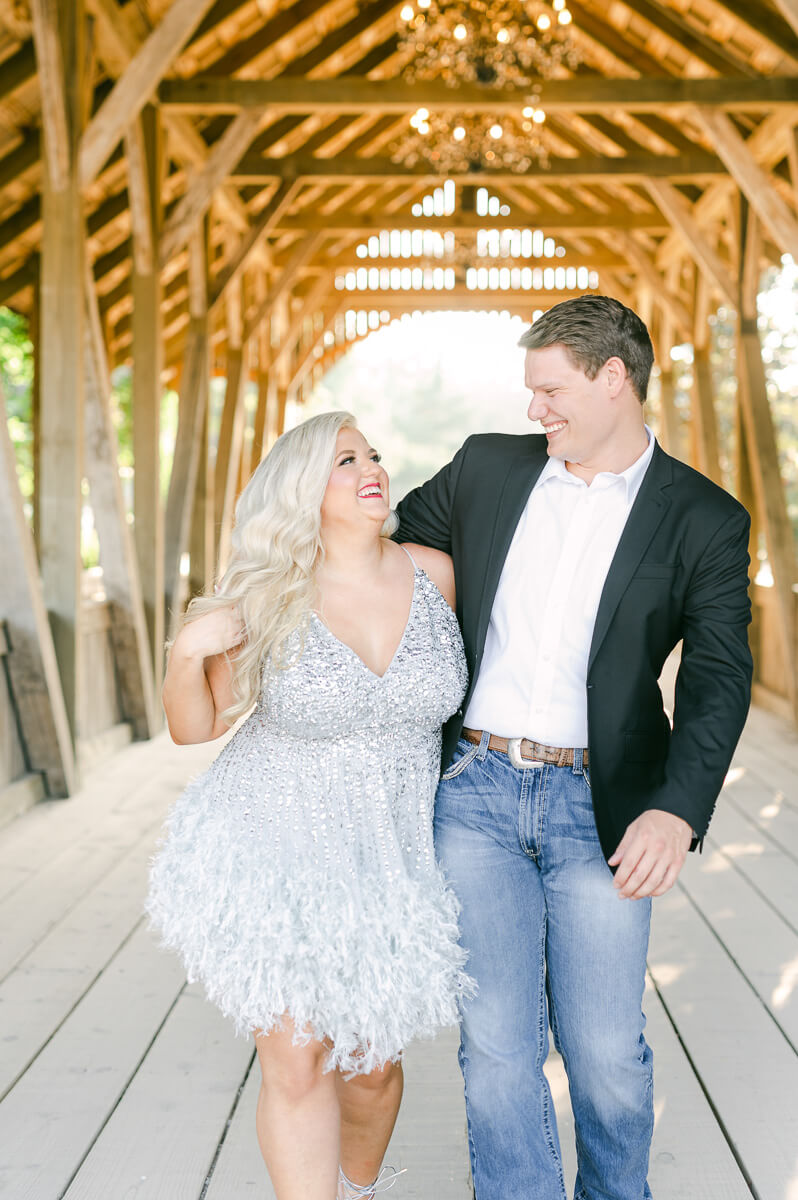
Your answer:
[391,0,579,174]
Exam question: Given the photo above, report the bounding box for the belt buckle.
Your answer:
[507,738,544,770]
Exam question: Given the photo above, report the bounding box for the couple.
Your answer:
[148,295,753,1200]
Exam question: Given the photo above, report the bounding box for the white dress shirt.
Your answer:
[464,430,656,748]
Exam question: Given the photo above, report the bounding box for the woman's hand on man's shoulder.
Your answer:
[402,543,456,609]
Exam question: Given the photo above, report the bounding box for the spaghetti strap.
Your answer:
[399,543,419,570]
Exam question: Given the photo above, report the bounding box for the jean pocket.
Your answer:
[440,738,480,781]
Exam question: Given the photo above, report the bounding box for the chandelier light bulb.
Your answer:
[453,125,467,140]
[454,22,468,39]
[496,27,510,42]
[400,4,414,19]
[532,108,546,123]
[553,0,566,8]
[490,123,503,138]
[416,108,429,119]
[522,106,534,118]
[558,9,572,23]
[537,13,551,29]
[418,121,431,134]
[418,0,431,7]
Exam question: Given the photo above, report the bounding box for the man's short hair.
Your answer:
[518,295,655,403]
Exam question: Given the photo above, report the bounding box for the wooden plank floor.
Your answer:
[0,702,797,1200]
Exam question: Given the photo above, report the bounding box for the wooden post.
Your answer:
[164,224,210,631]
[0,386,76,796]
[214,279,248,573]
[250,320,272,469]
[691,271,723,486]
[188,410,214,600]
[83,257,157,738]
[735,197,798,716]
[33,0,85,745]
[131,104,165,693]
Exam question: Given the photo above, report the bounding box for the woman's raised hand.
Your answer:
[177,605,246,661]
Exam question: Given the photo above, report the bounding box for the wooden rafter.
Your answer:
[79,0,218,186]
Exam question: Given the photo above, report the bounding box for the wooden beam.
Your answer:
[272,210,669,234]
[131,105,165,694]
[713,0,798,60]
[83,256,157,738]
[735,201,797,715]
[232,151,728,184]
[159,110,263,267]
[242,232,324,345]
[210,179,303,311]
[693,107,798,261]
[37,0,85,744]
[79,0,217,185]
[0,388,76,797]
[29,0,70,191]
[158,75,798,115]
[645,180,736,305]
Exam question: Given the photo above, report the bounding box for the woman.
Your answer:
[147,411,472,1200]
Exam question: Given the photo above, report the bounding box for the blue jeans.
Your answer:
[434,734,654,1200]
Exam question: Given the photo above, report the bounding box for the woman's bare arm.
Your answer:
[162,606,245,744]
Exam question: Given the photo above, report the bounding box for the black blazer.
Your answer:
[395,433,753,861]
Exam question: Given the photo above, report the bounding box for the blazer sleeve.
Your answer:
[645,507,753,836]
[394,436,472,552]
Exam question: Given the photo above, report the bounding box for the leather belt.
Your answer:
[462,727,589,770]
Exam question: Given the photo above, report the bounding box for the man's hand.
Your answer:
[608,810,693,900]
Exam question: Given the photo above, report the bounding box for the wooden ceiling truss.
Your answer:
[0,0,797,793]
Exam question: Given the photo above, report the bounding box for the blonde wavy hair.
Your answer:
[184,410,398,722]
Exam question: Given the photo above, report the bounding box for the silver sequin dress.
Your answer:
[146,561,472,1074]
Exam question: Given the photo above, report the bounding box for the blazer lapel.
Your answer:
[588,444,673,673]
[474,443,548,663]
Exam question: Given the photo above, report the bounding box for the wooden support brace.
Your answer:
[79,0,217,185]
[646,179,737,306]
[693,107,798,262]
[159,110,264,267]
[210,179,304,312]
[772,0,798,38]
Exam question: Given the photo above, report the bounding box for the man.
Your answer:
[395,295,752,1200]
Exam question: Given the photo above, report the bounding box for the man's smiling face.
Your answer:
[524,343,620,473]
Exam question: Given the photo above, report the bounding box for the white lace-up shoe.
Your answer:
[337,1164,406,1199]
